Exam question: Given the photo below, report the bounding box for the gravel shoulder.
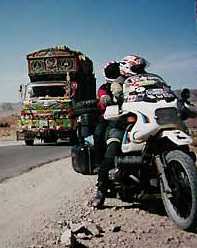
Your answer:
[1,157,197,248]
[0,158,95,248]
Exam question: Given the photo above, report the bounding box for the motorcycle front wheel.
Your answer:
[160,150,197,230]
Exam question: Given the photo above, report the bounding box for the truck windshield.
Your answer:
[31,85,66,98]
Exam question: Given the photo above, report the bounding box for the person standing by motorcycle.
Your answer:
[178,88,197,120]
[94,61,124,169]
[93,55,150,208]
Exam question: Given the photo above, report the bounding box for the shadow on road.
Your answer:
[74,241,88,248]
[103,198,166,217]
[103,199,197,233]
[138,199,166,216]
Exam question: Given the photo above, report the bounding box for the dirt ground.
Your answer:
[0,158,95,248]
[32,158,197,248]
[1,157,197,248]
[0,114,197,247]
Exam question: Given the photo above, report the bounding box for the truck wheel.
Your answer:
[43,137,57,143]
[25,139,34,146]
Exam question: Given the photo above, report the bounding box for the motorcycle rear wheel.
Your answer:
[161,150,197,230]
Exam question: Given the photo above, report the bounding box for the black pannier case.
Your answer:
[71,143,95,175]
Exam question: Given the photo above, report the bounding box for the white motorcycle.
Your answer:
[104,76,197,230]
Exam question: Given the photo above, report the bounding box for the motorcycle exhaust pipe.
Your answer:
[115,156,143,167]
[112,156,141,184]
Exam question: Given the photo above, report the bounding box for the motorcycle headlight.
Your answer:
[127,114,137,124]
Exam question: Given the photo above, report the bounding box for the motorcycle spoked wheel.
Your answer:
[160,150,197,231]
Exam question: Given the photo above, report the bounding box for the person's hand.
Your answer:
[111,82,122,97]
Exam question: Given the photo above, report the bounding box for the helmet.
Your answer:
[119,55,148,76]
[104,61,120,82]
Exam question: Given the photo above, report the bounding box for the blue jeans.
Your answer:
[97,126,124,192]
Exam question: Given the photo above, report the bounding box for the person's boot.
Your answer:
[92,190,105,209]
[92,158,111,209]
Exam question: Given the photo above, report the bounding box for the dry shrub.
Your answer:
[0,115,18,140]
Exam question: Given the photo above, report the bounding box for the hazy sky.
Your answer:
[0,0,196,102]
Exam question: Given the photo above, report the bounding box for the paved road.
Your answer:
[0,142,71,182]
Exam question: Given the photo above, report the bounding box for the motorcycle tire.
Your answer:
[160,150,197,230]
[74,99,97,110]
[74,107,98,116]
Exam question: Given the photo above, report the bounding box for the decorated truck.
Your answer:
[17,46,96,145]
